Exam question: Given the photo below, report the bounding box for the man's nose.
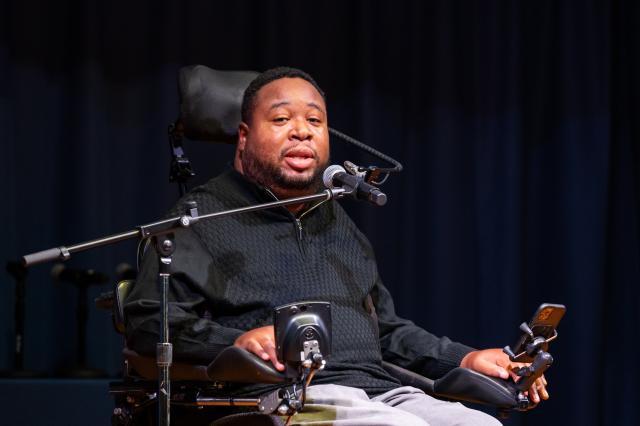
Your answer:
[290,118,312,141]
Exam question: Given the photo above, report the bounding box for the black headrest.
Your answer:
[178,65,259,143]
[176,66,404,176]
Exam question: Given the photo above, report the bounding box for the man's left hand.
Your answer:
[460,348,549,404]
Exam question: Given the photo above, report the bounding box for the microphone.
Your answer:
[323,165,387,206]
[51,263,109,285]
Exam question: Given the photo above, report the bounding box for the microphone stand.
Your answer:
[53,268,109,378]
[6,261,28,372]
[0,262,44,377]
[21,187,345,426]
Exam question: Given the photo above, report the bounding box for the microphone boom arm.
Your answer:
[21,185,347,426]
[21,188,346,267]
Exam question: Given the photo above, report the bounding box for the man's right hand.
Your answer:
[234,325,285,371]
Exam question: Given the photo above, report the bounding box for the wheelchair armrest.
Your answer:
[207,346,287,384]
[124,346,287,384]
[382,362,519,409]
[382,361,435,394]
[434,368,519,408]
[123,348,209,381]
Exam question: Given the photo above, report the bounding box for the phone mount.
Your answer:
[503,322,558,409]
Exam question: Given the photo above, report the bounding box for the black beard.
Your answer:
[241,151,328,195]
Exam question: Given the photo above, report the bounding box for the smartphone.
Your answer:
[510,303,566,362]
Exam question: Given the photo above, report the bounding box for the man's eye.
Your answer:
[273,117,289,123]
[308,117,322,124]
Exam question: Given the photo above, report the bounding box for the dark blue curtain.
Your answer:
[1,1,638,425]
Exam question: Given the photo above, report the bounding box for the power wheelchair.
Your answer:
[98,66,562,425]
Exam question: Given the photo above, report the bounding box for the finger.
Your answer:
[235,338,261,355]
[529,382,540,404]
[496,366,510,380]
[507,366,521,382]
[542,375,548,386]
[263,341,285,371]
[245,340,269,361]
[536,378,549,400]
[508,362,531,382]
[477,359,510,379]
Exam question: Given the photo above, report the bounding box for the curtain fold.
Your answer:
[1,1,637,424]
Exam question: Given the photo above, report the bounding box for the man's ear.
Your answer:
[234,122,249,172]
[237,122,249,153]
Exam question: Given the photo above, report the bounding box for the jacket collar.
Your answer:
[216,167,335,226]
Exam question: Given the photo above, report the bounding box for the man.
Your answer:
[125,67,548,425]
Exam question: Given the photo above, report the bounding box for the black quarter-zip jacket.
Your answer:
[124,168,473,396]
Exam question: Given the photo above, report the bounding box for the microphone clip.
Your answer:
[343,161,387,186]
[323,165,388,207]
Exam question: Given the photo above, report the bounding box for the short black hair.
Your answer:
[241,66,326,123]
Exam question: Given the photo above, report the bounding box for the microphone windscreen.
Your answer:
[323,165,346,189]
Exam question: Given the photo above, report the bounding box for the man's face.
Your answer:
[236,77,330,198]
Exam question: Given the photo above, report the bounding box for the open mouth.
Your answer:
[283,148,316,171]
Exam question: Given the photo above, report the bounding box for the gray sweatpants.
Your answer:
[285,384,501,426]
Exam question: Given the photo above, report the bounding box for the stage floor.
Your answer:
[0,379,113,426]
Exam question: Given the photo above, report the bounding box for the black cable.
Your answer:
[329,128,403,173]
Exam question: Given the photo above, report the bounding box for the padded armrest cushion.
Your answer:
[123,348,209,381]
[433,367,518,408]
[381,361,435,394]
[124,346,287,385]
[207,346,287,384]
[383,363,519,409]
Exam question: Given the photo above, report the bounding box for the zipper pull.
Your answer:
[295,218,303,241]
